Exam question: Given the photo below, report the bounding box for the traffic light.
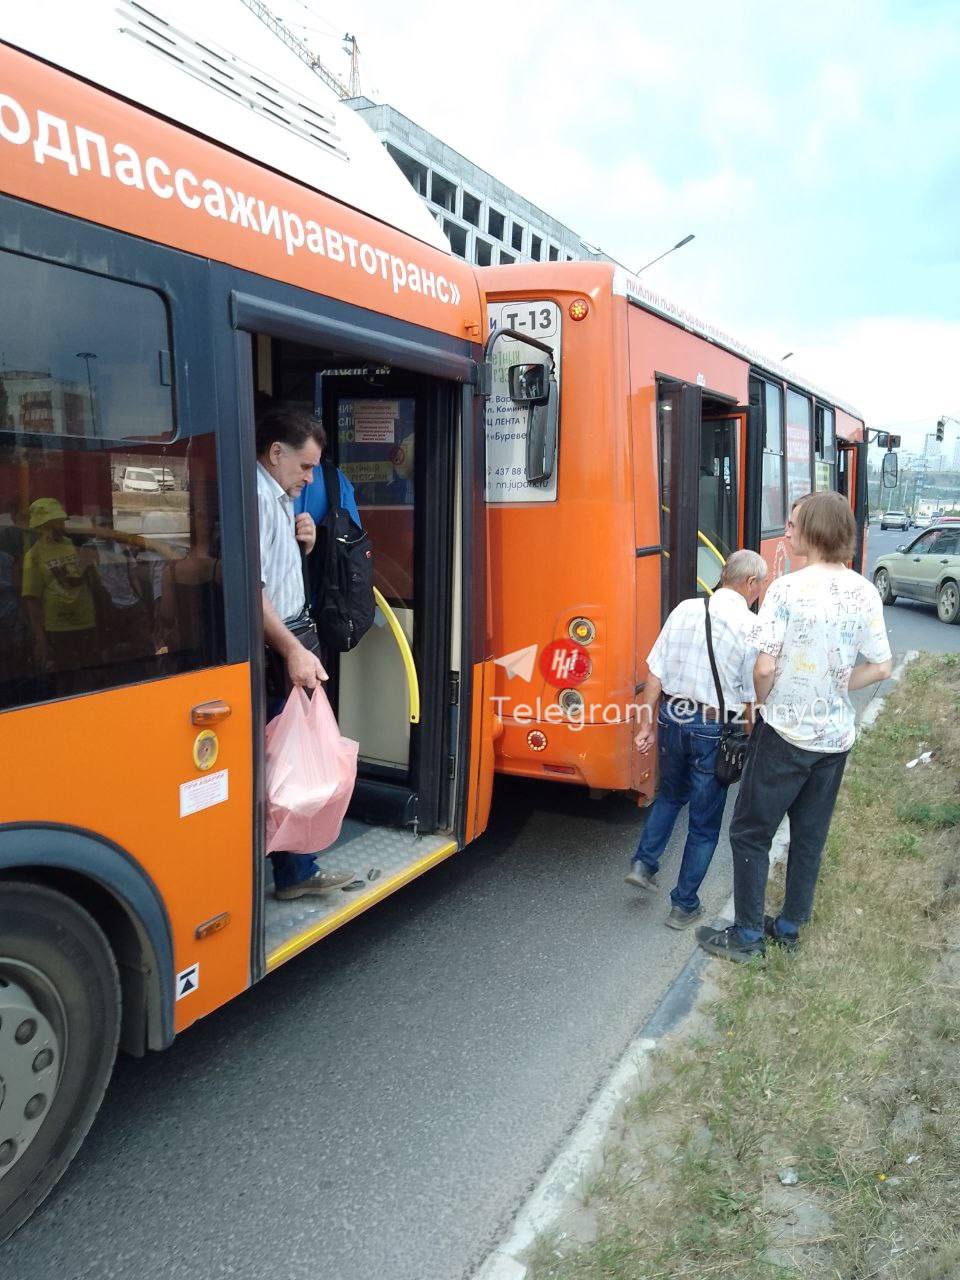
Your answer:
[937,417,946,442]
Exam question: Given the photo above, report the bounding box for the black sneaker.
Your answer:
[695,923,765,964]
[764,916,800,951]
[625,863,656,891]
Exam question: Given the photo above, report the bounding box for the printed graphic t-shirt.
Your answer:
[22,537,96,633]
[751,565,891,753]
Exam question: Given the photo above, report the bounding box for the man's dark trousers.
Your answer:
[730,716,848,933]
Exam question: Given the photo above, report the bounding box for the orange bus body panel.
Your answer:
[0,42,480,340]
[486,279,637,793]
[0,666,254,1031]
[483,265,866,798]
[624,303,749,796]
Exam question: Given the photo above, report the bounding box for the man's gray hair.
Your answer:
[721,549,768,584]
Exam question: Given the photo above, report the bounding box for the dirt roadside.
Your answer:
[527,654,960,1280]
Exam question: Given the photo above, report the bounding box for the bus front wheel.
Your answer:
[0,881,120,1243]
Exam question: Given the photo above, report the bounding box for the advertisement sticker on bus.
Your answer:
[786,421,812,505]
[485,300,561,504]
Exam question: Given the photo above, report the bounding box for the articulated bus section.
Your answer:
[0,6,498,1241]
[480,263,866,803]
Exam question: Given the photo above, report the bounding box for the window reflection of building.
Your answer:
[0,370,95,436]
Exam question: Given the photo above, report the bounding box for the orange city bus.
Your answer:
[0,3,513,1238]
[479,262,868,803]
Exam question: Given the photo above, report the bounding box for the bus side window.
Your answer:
[0,249,225,712]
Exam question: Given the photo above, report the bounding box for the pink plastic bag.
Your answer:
[264,686,359,855]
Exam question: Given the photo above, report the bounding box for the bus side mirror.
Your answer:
[525,373,559,486]
[508,362,550,404]
[882,451,898,488]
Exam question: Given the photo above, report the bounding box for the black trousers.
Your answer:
[730,717,849,932]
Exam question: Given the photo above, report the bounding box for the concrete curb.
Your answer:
[472,653,920,1280]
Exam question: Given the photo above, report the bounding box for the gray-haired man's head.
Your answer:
[720,549,768,605]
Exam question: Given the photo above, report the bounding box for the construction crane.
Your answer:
[343,32,360,98]
[240,0,358,99]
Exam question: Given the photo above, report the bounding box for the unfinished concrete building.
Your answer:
[346,97,604,268]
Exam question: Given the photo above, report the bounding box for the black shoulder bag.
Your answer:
[703,597,750,786]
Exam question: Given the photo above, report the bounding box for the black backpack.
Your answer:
[306,461,375,652]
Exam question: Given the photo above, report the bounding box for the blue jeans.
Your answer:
[633,706,729,913]
[266,692,319,891]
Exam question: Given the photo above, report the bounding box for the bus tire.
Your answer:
[0,881,120,1244]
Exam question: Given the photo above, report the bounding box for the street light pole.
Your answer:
[635,234,695,274]
[75,351,98,434]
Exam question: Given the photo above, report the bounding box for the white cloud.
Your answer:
[759,317,960,447]
[264,0,959,443]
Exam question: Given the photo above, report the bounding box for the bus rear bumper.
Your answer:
[494,717,655,800]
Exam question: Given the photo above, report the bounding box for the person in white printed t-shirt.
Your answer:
[697,491,892,963]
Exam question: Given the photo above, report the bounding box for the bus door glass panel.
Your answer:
[815,406,836,490]
[836,439,851,499]
[698,415,740,593]
[0,248,226,713]
[335,393,415,774]
[656,379,700,615]
[785,390,813,508]
[657,381,679,619]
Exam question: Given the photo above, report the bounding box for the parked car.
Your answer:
[119,466,160,494]
[874,527,960,624]
[151,467,176,491]
[880,510,909,531]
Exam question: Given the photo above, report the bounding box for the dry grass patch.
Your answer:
[529,655,960,1280]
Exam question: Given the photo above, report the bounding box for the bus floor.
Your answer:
[263,819,457,969]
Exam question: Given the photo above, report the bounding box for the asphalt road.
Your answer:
[4,531,958,1280]
[5,786,737,1280]
[865,524,960,664]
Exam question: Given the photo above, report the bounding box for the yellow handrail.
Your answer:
[660,548,717,595]
[373,587,420,725]
[697,528,726,567]
[659,502,728,570]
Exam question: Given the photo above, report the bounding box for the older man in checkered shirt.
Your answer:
[626,550,768,928]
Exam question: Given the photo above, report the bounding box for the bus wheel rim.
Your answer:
[0,967,64,1181]
[940,584,958,620]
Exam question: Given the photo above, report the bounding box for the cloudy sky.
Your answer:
[274,0,959,455]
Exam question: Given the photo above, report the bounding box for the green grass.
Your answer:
[897,800,960,829]
[528,656,960,1280]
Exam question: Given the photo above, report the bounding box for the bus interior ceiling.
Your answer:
[253,336,459,962]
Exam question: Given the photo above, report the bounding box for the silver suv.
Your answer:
[880,510,909,531]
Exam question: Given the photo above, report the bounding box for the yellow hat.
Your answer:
[28,497,67,529]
